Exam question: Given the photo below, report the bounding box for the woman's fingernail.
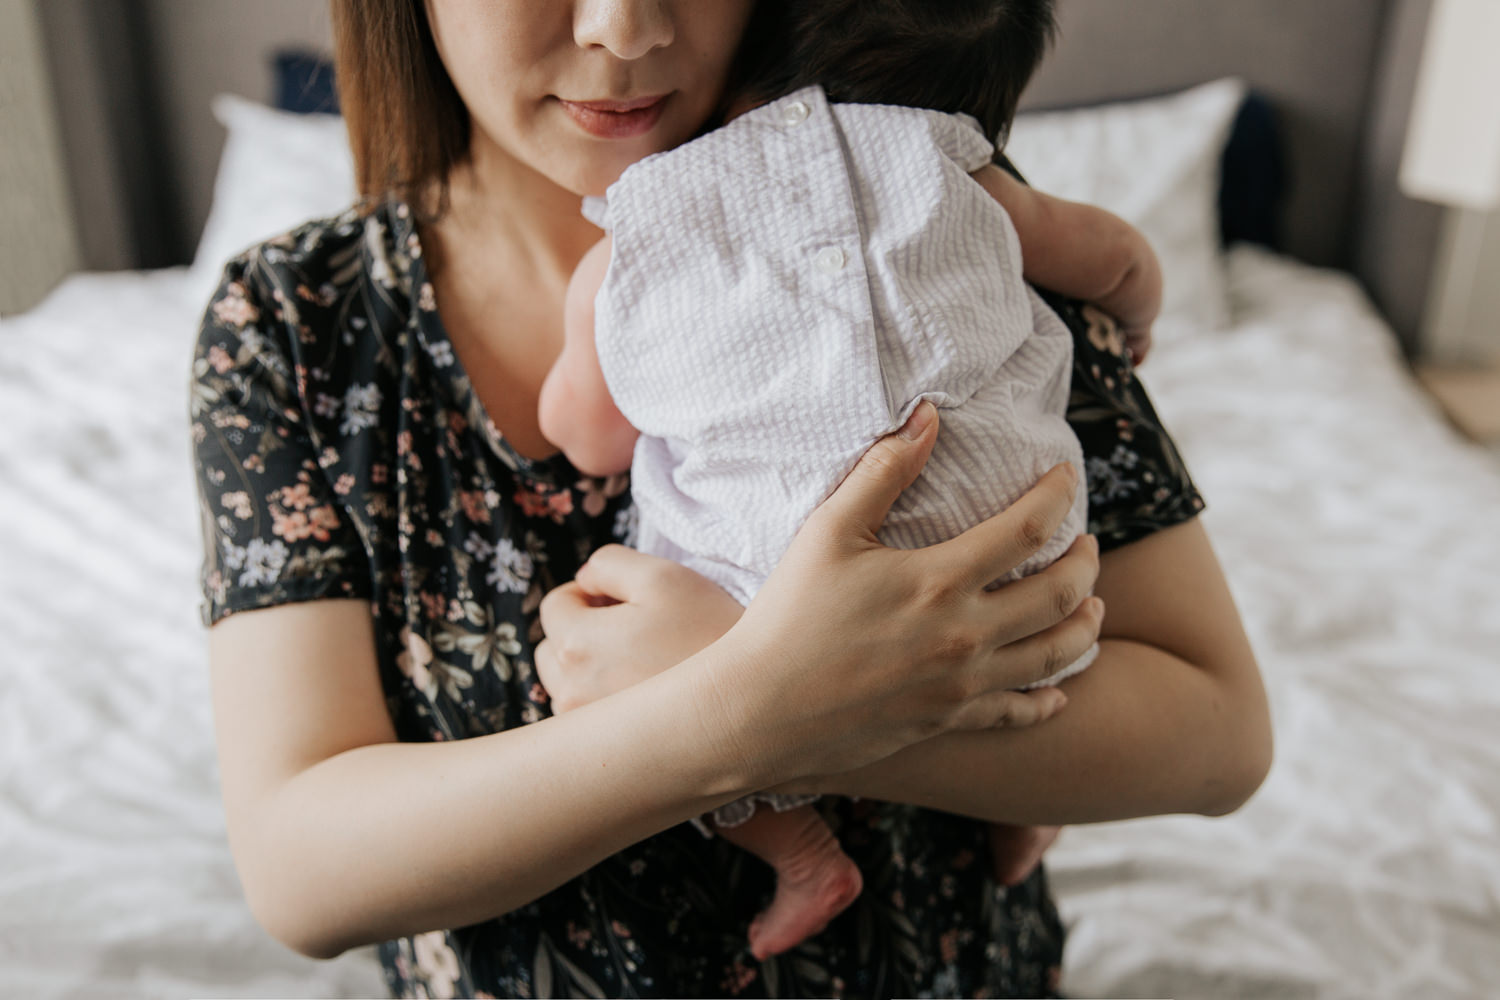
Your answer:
[899,401,935,440]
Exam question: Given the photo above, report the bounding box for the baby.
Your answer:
[539,0,1161,961]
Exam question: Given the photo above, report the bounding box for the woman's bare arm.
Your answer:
[209,410,1078,961]
[210,599,761,960]
[805,517,1273,823]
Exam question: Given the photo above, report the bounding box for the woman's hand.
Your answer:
[704,401,1103,787]
[535,547,743,714]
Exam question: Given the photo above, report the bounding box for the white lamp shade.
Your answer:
[1399,0,1500,210]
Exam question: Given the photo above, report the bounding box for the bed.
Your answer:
[6,6,1500,999]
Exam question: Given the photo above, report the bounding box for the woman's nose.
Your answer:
[573,0,675,60]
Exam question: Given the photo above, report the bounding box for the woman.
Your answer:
[190,0,1271,995]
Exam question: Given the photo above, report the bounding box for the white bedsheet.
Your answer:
[0,247,1495,999]
[1051,246,1500,1000]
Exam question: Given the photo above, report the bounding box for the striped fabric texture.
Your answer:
[589,85,1096,691]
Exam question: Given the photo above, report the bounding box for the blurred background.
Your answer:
[2,2,1498,998]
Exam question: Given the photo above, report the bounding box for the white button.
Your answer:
[815,246,847,273]
[782,101,810,127]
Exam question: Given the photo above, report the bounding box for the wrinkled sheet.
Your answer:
[0,248,1496,999]
[1050,246,1500,1000]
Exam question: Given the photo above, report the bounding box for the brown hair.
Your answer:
[329,0,469,220]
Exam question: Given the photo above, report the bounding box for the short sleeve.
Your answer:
[1042,288,1206,551]
[189,260,372,626]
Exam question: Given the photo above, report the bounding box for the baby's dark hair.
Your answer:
[731,0,1057,146]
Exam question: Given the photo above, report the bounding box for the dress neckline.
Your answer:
[391,200,578,487]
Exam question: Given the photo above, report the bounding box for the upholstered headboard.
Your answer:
[38,0,1442,351]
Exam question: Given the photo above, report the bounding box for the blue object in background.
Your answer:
[1219,92,1285,251]
[273,49,339,115]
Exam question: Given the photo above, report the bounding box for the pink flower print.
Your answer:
[270,509,314,543]
[221,491,252,520]
[420,591,448,621]
[308,505,340,542]
[610,919,631,938]
[334,473,355,496]
[530,682,549,705]
[719,958,757,996]
[397,626,436,698]
[212,282,259,328]
[458,490,491,525]
[566,920,592,950]
[371,463,389,484]
[277,482,317,511]
[412,930,461,1000]
[208,344,234,373]
[941,928,959,963]
[575,473,628,517]
[514,481,573,523]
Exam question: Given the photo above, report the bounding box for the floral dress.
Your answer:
[190,195,1202,999]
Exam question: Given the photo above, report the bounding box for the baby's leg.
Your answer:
[711,805,863,960]
[986,821,1063,887]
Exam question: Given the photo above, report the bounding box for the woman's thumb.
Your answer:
[820,401,938,536]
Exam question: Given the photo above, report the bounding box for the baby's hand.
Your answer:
[535,546,743,714]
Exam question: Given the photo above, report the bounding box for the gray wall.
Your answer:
[1,0,80,313]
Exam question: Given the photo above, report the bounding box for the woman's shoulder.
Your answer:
[194,199,423,393]
[202,199,421,336]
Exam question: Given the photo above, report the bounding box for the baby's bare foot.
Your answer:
[747,834,863,960]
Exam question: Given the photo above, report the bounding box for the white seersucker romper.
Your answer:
[583,85,1097,832]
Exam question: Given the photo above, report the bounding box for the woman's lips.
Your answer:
[558,95,670,139]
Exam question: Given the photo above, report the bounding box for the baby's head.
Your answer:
[731,0,1057,146]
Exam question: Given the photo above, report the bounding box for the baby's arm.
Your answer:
[538,236,641,477]
[973,164,1162,363]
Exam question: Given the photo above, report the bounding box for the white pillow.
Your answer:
[190,95,356,300]
[1006,77,1248,338]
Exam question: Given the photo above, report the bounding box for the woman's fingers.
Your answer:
[812,401,938,541]
[994,595,1105,692]
[950,685,1068,732]
[931,462,1082,590]
[980,534,1100,647]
